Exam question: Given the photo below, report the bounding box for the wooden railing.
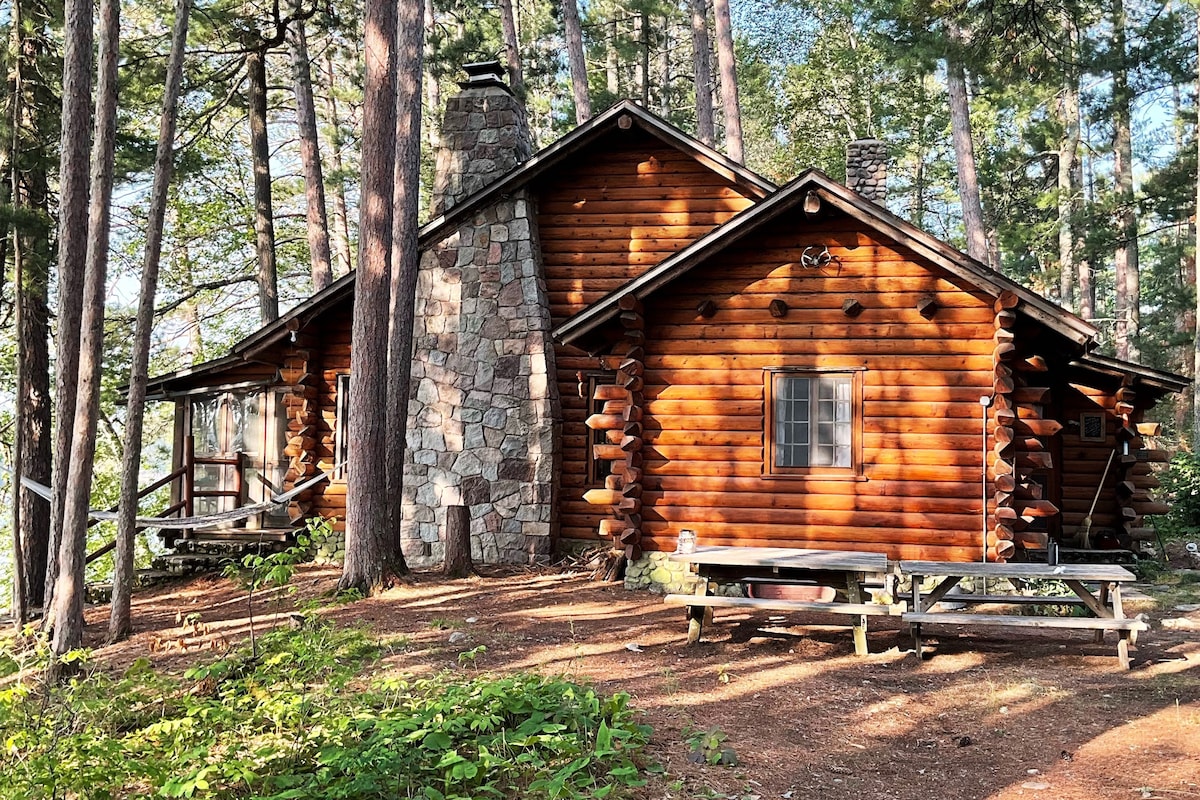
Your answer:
[84,435,254,563]
[83,463,190,565]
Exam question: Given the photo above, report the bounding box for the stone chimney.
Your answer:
[432,61,533,215]
[402,62,560,566]
[845,139,888,204]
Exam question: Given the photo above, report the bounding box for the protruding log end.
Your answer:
[842,297,864,317]
[916,295,939,319]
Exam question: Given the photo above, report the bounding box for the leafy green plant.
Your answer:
[684,726,736,766]
[0,622,653,800]
[222,533,311,656]
[1159,452,1200,538]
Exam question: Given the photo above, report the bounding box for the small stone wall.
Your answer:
[845,139,888,203]
[309,524,345,565]
[623,552,742,597]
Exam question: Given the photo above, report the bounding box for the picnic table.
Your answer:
[663,546,902,655]
[899,560,1148,669]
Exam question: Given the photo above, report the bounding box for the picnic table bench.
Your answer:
[899,560,1148,669]
[664,546,902,655]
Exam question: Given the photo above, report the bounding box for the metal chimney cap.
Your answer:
[459,60,511,93]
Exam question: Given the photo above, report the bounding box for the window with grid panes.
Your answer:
[768,371,857,474]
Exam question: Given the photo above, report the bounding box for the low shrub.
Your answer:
[0,623,651,800]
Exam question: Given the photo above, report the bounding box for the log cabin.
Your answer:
[143,62,1186,583]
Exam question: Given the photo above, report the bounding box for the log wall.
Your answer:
[570,208,1006,562]
[544,127,763,544]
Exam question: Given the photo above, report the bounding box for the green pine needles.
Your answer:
[0,623,652,799]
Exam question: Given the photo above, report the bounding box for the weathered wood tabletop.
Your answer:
[672,546,889,574]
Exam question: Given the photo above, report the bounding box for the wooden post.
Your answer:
[183,434,195,541]
[443,504,473,578]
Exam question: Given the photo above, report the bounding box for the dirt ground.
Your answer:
[80,560,1200,800]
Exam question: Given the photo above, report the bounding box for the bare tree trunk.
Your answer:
[1111,0,1139,361]
[7,0,53,615]
[8,40,27,623]
[109,0,191,644]
[44,0,95,621]
[1193,9,1200,447]
[341,0,397,594]
[712,0,742,163]
[288,19,333,293]
[945,53,988,266]
[385,0,422,570]
[498,0,523,96]
[423,0,441,148]
[562,0,590,123]
[51,0,118,663]
[320,52,354,277]
[606,22,619,97]
[1057,36,1081,311]
[636,13,649,107]
[442,505,472,578]
[658,16,671,116]
[690,0,714,145]
[247,47,279,323]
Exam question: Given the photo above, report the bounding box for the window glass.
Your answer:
[774,374,853,470]
[192,396,221,455]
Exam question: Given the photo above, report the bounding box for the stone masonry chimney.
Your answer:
[845,139,888,204]
[402,62,560,566]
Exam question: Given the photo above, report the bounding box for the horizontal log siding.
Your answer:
[1057,382,1120,531]
[536,128,759,325]
[543,130,762,542]
[635,209,1000,561]
[305,305,352,532]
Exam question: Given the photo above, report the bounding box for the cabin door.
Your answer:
[190,388,290,528]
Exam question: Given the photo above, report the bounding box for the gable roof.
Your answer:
[1072,353,1190,397]
[144,102,775,397]
[419,100,776,246]
[553,169,1100,349]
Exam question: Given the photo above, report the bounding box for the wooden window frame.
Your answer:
[1079,411,1106,443]
[764,367,865,480]
[333,373,350,481]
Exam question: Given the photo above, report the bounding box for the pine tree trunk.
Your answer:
[247,47,279,323]
[562,0,590,124]
[712,0,742,163]
[1193,8,1200,447]
[689,0,714,146]
[945,52,988,266]
[341,0,397,595]
[7,1,53,614]
[1057,38,1081,311]
[7,43,27,623]
[109,0,191,644]
[1111,0,1139,361]
[52,0,119,663]
[320,51,354,277]
[423,0,441,149]
[498,0,523,96]
[288,19,334,293]
[44,0,96,621]
[384,0,422,571]
[443,505,472,578]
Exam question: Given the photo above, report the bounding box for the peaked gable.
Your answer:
[553,170,1098,349]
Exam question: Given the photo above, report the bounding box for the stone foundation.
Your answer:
[309,524,345,565]
[623,552,741,597]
